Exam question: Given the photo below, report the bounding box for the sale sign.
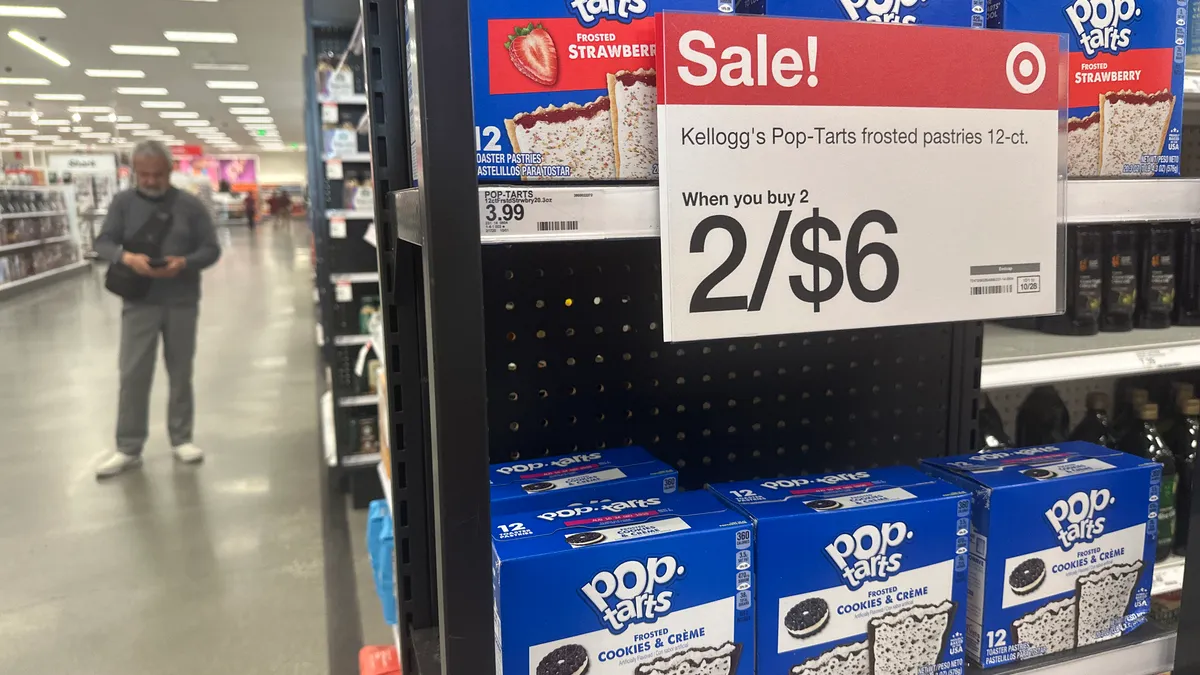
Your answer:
[656,12,1066,342]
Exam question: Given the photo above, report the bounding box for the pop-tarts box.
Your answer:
[989,0,1187,177]
[743,0,985,27]
[710,467,970,675]
[922,443,1159,668]
[492,491,755,675]
[469,0,736,182]
[490,447,678,515]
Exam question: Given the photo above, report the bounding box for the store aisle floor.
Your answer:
[0,224,329,674]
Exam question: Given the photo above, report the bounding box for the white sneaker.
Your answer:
[173,442,204,464]
[95,451,142,479]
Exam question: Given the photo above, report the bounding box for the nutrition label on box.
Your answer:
[656,13,1064,341]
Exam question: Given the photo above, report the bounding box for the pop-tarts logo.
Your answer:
[566,0,649,27]
[825,522,913,589]
[495,452,604,475]
[537,497,663,521]
[946,446,1060,469]
[839,0,927,23]
[581,555,685,632]
[1064,0,1143,57]
[1045,489,1113,549]
[761,472,870,490]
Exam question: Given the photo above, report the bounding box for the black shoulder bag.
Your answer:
[104,191,177,300]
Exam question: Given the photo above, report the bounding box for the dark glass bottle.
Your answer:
[1069,392,1115,447]
[1113,387,1150,441]
[1175,222,1200,325]
[1101,226,1139,332]
[1015,385,1070,446]
[1136,226,1177,329]
[1172,398,1199,556]
[1119,403,1177,561]
[1039,225,1103,335]
[978,394,1012,451]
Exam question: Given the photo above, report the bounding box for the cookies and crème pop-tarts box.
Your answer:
[922,442,1159,668]
[490,447,678,516]
[491,490,754,675]
[470,0,736,182]
[709,466,971,675]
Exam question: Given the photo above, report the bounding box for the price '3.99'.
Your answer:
[689,207,899,314]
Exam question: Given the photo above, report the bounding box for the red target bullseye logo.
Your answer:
[1006,42,1046,94]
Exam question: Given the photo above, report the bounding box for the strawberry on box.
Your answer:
[470,0,738,182]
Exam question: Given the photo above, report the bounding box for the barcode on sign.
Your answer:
[970,284,1014,296]
[537,220,579,232]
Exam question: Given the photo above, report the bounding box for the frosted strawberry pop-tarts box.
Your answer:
[469,0,735,182]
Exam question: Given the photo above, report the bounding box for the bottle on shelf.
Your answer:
[1113,387,1150,440]
[978,394,1012,451]
[1171,398,1199,556]
[1101,225,1139,332]
[1039,224,1102,335]
[1174,221,1200,325]
[1118,403,1177,562]
[1015,385,1070,446]
[1136,225,1176,329]
[1159,381,1195,436]
[1069,392,1115,447]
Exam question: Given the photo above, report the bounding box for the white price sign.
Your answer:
[330,216,347,239]
[656,13,1064,341]
[335,281,353,302]
[477,186,658,242]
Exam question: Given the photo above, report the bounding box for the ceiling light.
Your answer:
[166,140,184,146]
[8,30,70,67]
[6,111,34,118]
[67,106,112,113]
[164,31,237,44]
[141,101,185,109]
[118,87,167,95]
[159,112,199,119]
[175,120,211,127]
[218,95,263,104]
[31,135,59,140]
[243,124,276,130]
[0,5,65,18]
[111,45,180,56]
[236,116,273,124]
[116,123,150,130]
[228,107,269,115]
[0,101,6,106]
[33,118,68,125]
[94,114,132,122]
[131,129,164,136]
[71,126,92,132]
[79,132,111,138]
[56,126,69,132]
[0,124,8,129]
[0,77,50,85]
[70,112,80,122]
[193,62,248,71]
[86,69,145,78]
[33,93,84,101]
[4,130,38,135]
[205,80,256,90]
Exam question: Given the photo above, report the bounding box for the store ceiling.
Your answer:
[0,0,306,154]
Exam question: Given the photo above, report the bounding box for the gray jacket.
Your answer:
[94,188,222,305]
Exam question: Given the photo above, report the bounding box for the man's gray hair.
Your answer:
[132,139,172,166]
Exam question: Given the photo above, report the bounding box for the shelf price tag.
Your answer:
[322,102,339,124]
[330,216,347,239]
[656,13,1065,341]
[326,158,344,180]
[335,281,353,302]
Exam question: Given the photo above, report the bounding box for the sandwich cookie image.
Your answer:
[564,531,605,547]
[523,481,557,493]
[538,645,589,675]
[1009,558,1046,595]
[784,598,830,639]
[805,499,842,511]
[1022,468,1058,480]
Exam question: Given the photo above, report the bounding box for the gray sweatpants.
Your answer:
[117,302,199,456]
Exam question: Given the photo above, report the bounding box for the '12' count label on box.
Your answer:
[655,13,1066,341]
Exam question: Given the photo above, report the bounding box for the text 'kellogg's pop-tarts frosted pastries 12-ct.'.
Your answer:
[989,0,1187,177]
[491,490,755,675]
[922,443,1159,668]
[470,0,736,182]
[746,0,985,27]
[709,466,971,675]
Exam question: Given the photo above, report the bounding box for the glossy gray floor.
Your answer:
[0,225,333,673]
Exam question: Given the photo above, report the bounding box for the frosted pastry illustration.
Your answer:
[1067,112,1100,177]
[607,68,657,179]
[1012,597,1076,658]
[1009,558,1046,595]
[789,640,869,675]
[634,641,742,675]
[784,597,830,639]
[1098,90,1175,176]
[866,601,956,675]
[505,96,616,180]
[537,644,589,675]
[1076,560,1144,646]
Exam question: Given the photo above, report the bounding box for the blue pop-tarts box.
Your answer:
[989,0,1187,177]
[709,467,970,675]
[492,491,755,675]
[922,443,1159,668]
[490,447,678,515]
[741,0,985,27]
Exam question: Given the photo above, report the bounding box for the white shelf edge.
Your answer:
[318,94,368,105]
[338,394,379,408]
[0,210,68,221]
[330,272,379,284]
[392,623,402,658]
[333,333,370,346]
[327,153,371,163]
[0,260,88,294]
[341,451,380,467]
[320,390,336,468]
[377,461,392,515]
[326,209,374,220]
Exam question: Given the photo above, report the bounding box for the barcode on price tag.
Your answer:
[970,285,1013,296]
[335,281,353,302]
[537,221,579,232]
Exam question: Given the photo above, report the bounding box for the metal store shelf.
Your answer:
[0,209,68,221]
[337,394,379,407]
[965,624,1175,675]
[341,451,380,467]
[326,209,374,220]
[332,333,371,346]
[0,235,71,253]
[0,260,89,296]
[329,272,379,284]
[1154,555,1186,596]
[981,323,1200,390]
[1066,179,1200,224]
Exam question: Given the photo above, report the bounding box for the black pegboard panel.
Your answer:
[482,239,961,489]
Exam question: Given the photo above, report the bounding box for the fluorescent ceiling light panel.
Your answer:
[228,107,269,115]
[118,87,167,95]
[8,30,70,67]
[218,95,263,104]
[141,101,185,109]
[193,62,248,71]
[0,123,9,128]
[4,130,38,135]
[56,126,69,131]
[166,140,184,145]
[71,126,92,132]
[158,111,199,119]
[0,77,49,85]
[205,80,256,90]
[94,114,132,122]
[164,31,237,44]
[0,101,6,106]
[131,130,164,136]
[34,93,84,101]
[85,70,145,78]
[6,111,34,117]
[236,116,272,123]
[115,123,150,130]
[33,118,68,125]
[243,125,276,131]
[30,135,59,140]
[79,132,111,138]
[111,45,180,56]
[68,106,112,113]
[174,120,210,127]
[0,5,66,18]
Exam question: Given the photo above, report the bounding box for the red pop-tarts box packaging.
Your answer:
[470,0,735,182]
[989,0,1187,177]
